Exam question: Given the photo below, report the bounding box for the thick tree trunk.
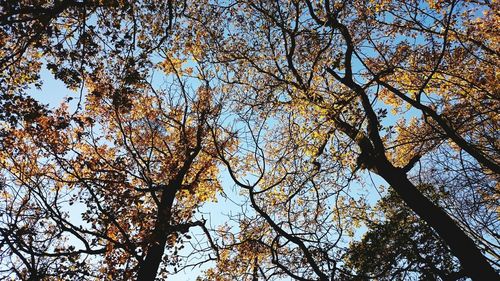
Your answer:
[137,236,168,281]
[376,161,499,281]
[137,187,177,281]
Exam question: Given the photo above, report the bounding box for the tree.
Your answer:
[1,1,231,278]
[0,0,498,280]
[193,0,499,280]
[0,67,230,279]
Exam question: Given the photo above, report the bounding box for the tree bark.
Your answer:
[375,160,499,281]
[136,187,177,281]
[136,236,168,281]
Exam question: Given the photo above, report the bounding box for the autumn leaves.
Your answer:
[0,0,499,280]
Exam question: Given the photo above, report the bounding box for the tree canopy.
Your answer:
[0,0,498,280]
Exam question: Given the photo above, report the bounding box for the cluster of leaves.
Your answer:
[346,186,464,280]
[0,0,498,280]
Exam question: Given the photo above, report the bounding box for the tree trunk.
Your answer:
[137,187,177,281]
[137,236,168,281]
[376,161,499,281]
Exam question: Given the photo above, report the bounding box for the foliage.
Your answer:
[346,186,465,280]
[0,0,498,280]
